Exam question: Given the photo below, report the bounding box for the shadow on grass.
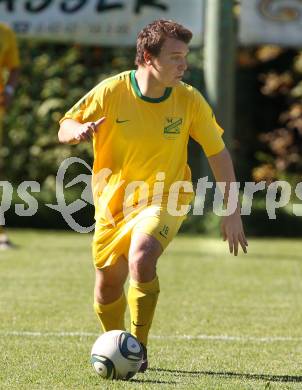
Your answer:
[167,249,302,262]
[149,368,302,383]
[130,377,177,385]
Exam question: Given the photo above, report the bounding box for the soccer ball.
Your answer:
[91,330,143,380]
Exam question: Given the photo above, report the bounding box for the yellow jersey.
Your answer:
[61,70,225,224]
[0,23,20,90]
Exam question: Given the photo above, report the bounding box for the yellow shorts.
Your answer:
[92,205,186,269]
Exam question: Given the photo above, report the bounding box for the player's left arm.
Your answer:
[208,147,248,256]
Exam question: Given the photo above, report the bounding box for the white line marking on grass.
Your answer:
[0,331,97,337]
[153,335,302,342]
[0,331,301,343]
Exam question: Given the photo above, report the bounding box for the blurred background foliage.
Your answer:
[235,46,302,186]
[2,40,302,235]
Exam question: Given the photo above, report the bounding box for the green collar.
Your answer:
[130,70,172,103]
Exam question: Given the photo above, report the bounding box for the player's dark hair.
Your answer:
[135,19,192,66]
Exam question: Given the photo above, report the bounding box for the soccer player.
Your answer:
[0,23,20,250]
[58,19,247,372]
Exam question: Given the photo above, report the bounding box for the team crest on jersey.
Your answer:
[163,117,183,139]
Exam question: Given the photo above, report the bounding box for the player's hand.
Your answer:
[221,210,248,256]
[75,117,106,142]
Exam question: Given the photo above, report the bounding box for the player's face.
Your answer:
[152,37,189,87]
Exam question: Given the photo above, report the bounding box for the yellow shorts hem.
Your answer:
[92,206,186,269]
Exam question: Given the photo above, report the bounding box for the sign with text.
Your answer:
[0,0,204,46]
[240,0,302,47]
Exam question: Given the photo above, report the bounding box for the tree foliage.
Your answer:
[236,46,302,186]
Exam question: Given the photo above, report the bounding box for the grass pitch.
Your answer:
[0,230,302,389]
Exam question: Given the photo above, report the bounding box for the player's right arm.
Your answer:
[59,81,108,144]
[58,117,105,145]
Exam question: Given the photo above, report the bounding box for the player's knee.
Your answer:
[129,253,157,281]
[94,282,124,305]
[94,274,123,304]
[94,258,128,304]
[130,233,162,262]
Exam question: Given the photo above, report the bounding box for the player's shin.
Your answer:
[94,292,127,332]
[128,276,160,346]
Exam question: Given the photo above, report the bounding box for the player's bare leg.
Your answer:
[94,255,128,331]
[128,232,162,372]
